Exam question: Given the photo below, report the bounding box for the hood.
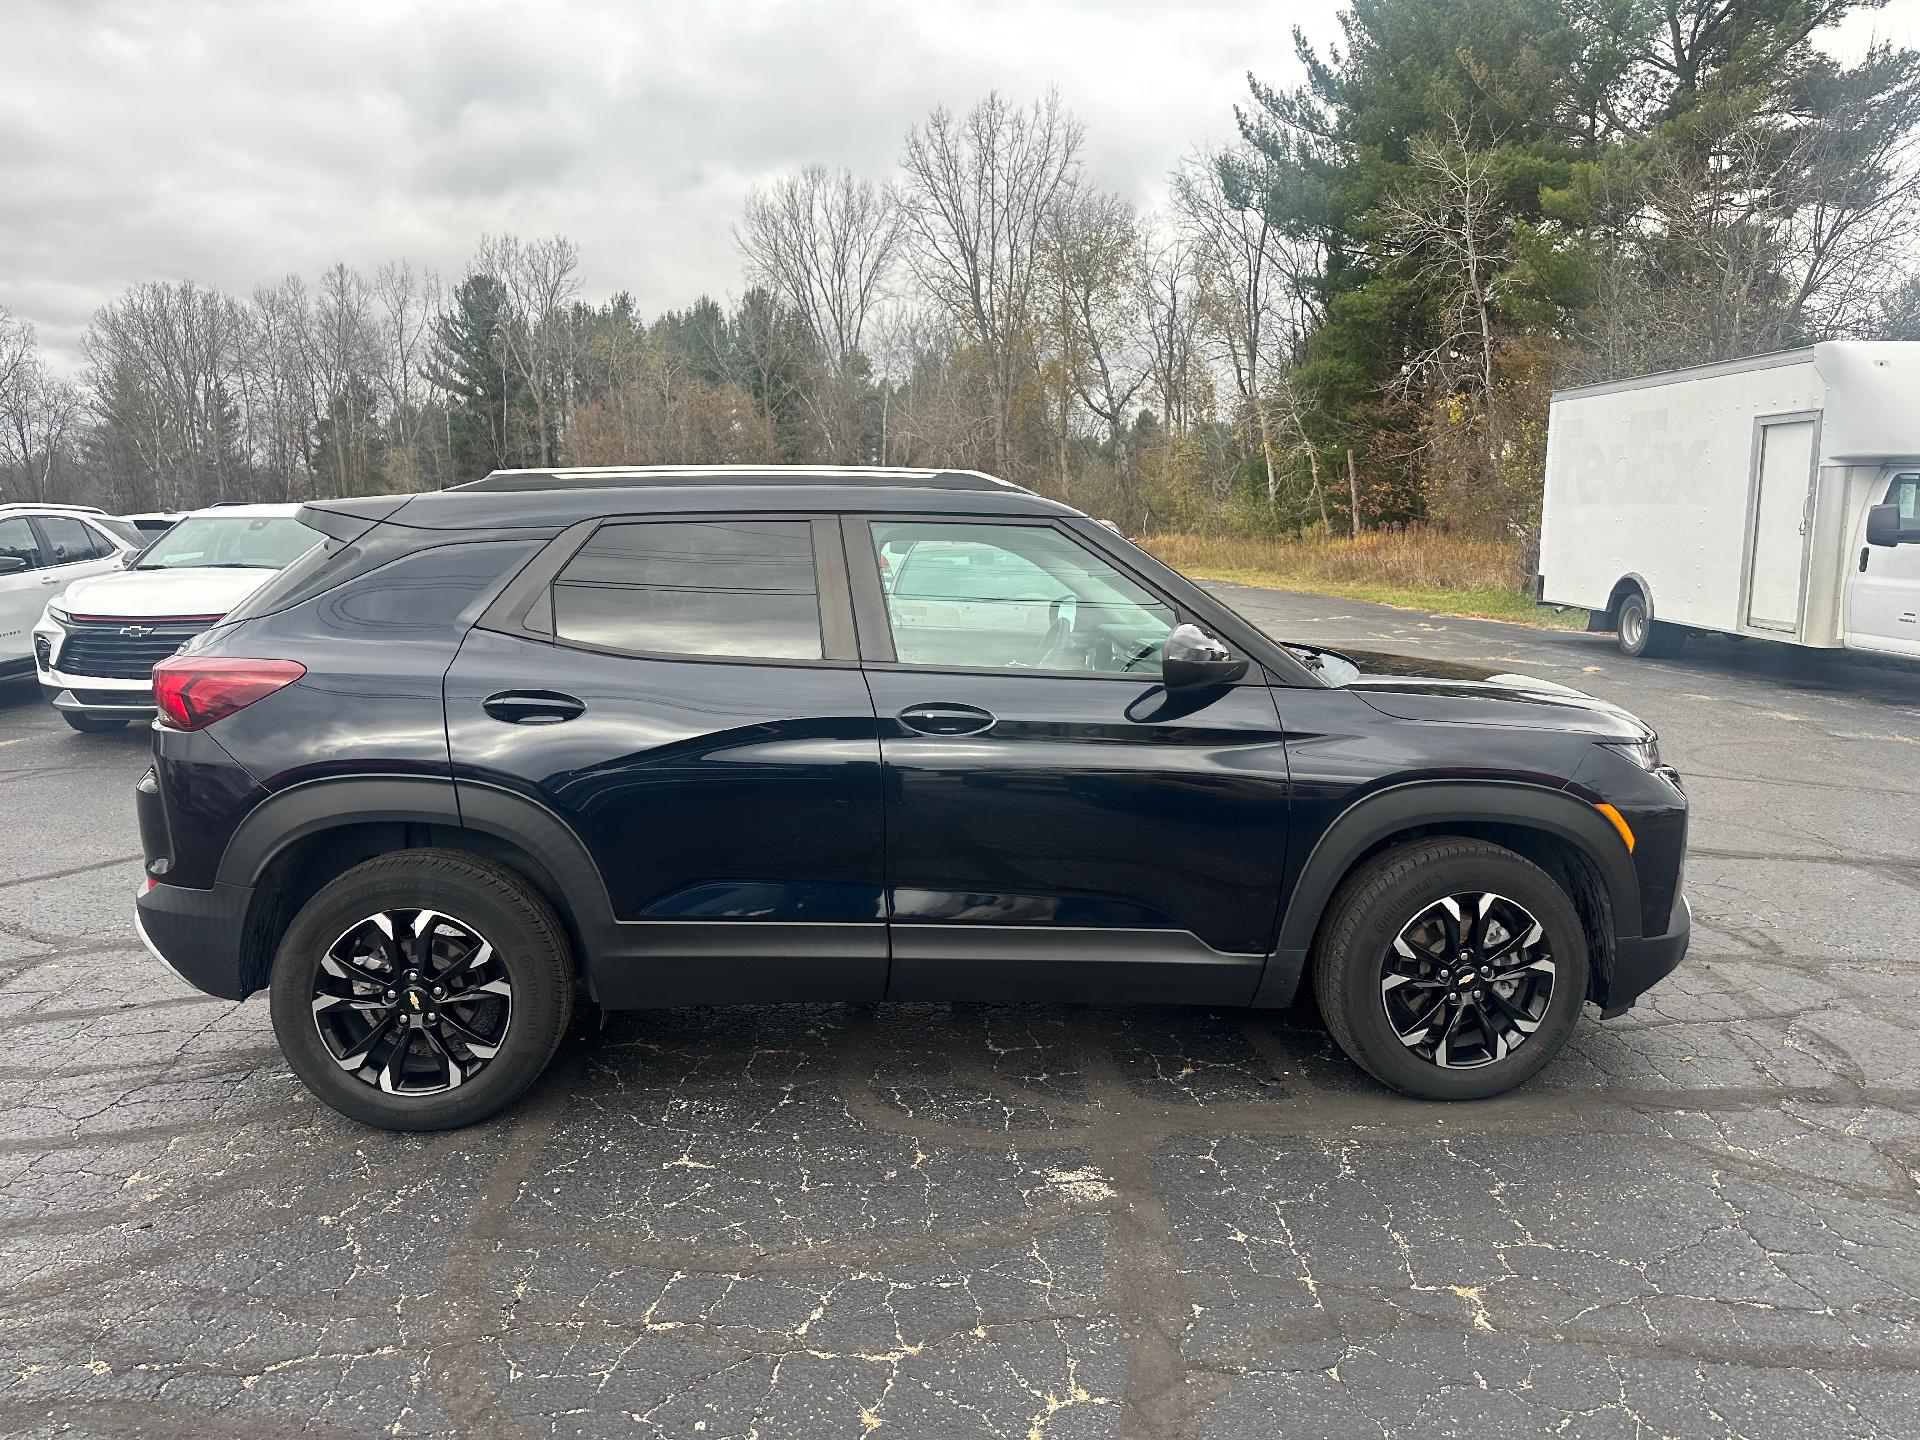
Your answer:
[53,565,280,621]
[1291,644,1653,741]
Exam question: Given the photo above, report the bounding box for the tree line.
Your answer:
[3,0,1916,564]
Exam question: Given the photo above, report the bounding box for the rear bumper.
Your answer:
[1599,895,1690,1018]
[134,879,257,1000]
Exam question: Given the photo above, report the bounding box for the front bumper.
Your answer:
[1599,894,1690,1018]
[38,648,157,715]
[41,681,156,718]
[134,879,258,1000]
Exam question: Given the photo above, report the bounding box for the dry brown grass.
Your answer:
[1142,527,1525,589]
[1138,527,1580,627]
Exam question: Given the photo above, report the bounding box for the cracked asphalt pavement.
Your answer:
[4,588,1920,1438]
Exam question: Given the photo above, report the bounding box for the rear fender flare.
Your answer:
[1253,780,1640,1008]
[217,775,619,942]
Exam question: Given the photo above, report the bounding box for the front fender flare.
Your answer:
[1252,780,1640,1008]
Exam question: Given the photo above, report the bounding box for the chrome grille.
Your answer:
[54,619,211,680]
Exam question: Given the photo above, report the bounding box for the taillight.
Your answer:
[152,657,306,731]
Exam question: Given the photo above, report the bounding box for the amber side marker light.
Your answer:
[1594,802,1636,853]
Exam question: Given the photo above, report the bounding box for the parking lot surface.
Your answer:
[3,588,1919,1439]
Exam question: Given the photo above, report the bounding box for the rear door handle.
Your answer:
[482,689,585,725]
[897,702,995,736]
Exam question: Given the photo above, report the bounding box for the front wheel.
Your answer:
[1311,838,1589,1100]
[269,849,575,1131]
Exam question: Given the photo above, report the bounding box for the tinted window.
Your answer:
[0,517,42,570]
[94,517,144,547]
[871,521,1174,672]
[553,520,822,661]
[37,516,103,565]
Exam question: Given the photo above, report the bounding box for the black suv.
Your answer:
[133,467,1689,1130]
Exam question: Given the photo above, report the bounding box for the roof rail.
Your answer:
[455,465,1030,495]
[0,501,108,515]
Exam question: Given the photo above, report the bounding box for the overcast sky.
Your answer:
[5,0,1916,374]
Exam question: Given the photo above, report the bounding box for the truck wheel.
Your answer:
[62,713,129,733]
[1311,838,1589,1101]
[1615,591,1684,658]
[269,849,575,1132]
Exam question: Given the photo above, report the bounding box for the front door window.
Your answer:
[871,521,1174,673]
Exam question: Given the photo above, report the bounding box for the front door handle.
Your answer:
[482,689,585,725]
[897,702,995,736]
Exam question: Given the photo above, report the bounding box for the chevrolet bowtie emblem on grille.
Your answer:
[119,624,156,638]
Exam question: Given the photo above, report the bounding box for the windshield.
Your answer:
[132,514,319,571]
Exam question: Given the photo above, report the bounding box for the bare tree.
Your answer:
[374,260,439,488]
[0,344,82,504]
[475,234,581,466]
[83,280,250,508]
[737,166,903,459]
[1175,144,1314,505]
[1045,188,1148,499]
[1133,221,1207,490]
[900,91,1084,479]
[240,277,317,499]
[1378,117,1507,405]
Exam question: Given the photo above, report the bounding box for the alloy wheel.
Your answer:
[1380,892,1554,1069]
[311,909,513,1095]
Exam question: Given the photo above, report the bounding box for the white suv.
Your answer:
[34,503,317,731]
[0,505,142,688]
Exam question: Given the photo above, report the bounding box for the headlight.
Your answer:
[45,603,71,624]
[1600,737,1661,770]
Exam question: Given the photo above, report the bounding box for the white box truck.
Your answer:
[1538,341,1920,659]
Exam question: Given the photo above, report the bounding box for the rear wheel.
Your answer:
[62,712,129,732]
[1615,590,1684,658]
[1312,838,1589,1100]
[269,849,574,1131]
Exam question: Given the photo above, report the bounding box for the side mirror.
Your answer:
[0,555,26,575]
[1162,623,1250,691]
[1867,503,1902,547]
[1867,502,1920,546]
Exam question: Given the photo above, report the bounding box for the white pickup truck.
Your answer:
[1539,341,1920,658]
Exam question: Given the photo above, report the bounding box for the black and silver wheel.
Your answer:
[1380,893,1554,1068]
[270,849,574,1130]
[1616,590,1684,659]
[1313,838,1588,1100]
[310,909,513,1095]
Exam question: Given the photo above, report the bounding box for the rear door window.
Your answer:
[35,516,103,566]
[0,517,43,570]
[552,519,824,661]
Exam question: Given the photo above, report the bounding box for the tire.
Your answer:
[62,712,129,732]
[1615,590,1685,658]
[1311,838,1589,1101]
[269,849,575,1131]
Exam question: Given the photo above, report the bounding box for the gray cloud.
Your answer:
[6,0,1910,373]
[0,0,1340,369]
